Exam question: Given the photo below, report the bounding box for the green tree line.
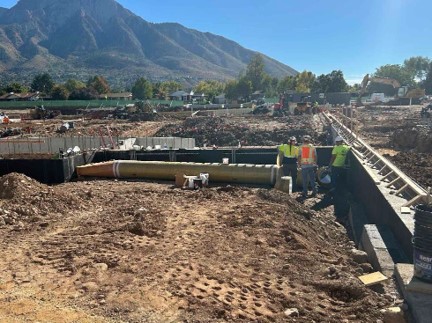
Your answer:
[2,55,432,102]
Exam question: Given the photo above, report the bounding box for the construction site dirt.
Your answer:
[353,105,432,189]
[154,115,329,147]
[0,108,427,322]
[0,173,397,322]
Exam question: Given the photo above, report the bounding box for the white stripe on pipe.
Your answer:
[112,162,117,178]
[271,165,275,185]
[114,161,121,178]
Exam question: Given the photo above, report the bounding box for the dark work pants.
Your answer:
[283,163,298,189]
[331,166,346,191]
[331,166,349,219]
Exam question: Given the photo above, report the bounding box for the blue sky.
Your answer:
[2,0,432,84]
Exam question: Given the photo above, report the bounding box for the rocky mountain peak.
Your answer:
[0,0,297,88]
[2,0,127,27]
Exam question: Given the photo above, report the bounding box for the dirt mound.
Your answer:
[155,116,326,146]
[388,152,432,188]
[391,127,432,152]
[0,172,47,199]
[0,173,81,227]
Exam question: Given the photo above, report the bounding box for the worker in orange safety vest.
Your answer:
[298,135,317,198]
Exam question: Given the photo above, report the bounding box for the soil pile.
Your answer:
[355,106,419,149]
[0,172,48,199]
[391,127,432,153]
[389,152,432,188]
[0,173,81,226]
[0,180,395,322]
[155,116,327,146]
[355,105,431,189]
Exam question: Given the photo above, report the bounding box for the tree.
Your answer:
[31,73,54,94]
[194,80,224,102]
[295,71,316,93]
[404,56,431,81]
[65,79,86,93]
[277,76,296,93]
[87,76,110,94]
[4,82,28,93]
[224,80,239,101]
[161,81,181,98]
[153,81,182,99]
[236,77,253,99]
[132,77,153,100]
[224,78,252,101]
[271,77,279,91]
[245,53,267,91]
[69,87,98,100]
[51,85,69,100]
[348,83,361,93]
[374,64,414,87]
[326,70,348,92]
[311,70,347,93]
[424,62,432,95]
[312,74,330,93]
[261,75,277,97]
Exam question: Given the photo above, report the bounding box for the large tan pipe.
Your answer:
[77,161,281,185]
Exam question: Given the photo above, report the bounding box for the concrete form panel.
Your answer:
[348,153,414,258]
[0,136,195,155]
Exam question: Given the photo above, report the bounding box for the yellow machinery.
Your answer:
[358,74,400,105]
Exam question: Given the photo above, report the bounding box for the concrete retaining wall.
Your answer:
[0,136,195,155]
[0,137,114,155]
[348,153,414,258]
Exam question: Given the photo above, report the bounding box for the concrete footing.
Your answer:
[360,224,404,277]
[274,176,292,194]
[395,263,432,323]
[349,204,409,277]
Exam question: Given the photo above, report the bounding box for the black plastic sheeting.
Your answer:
[95,147,333,166]
[0,155,85,184]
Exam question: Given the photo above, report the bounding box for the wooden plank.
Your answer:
[358,272,388,286]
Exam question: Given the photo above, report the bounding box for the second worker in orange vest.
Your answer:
[298,135,317,198]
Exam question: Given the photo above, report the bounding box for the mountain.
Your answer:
[0,0,297,88]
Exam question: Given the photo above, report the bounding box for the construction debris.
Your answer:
[155,115,327,146]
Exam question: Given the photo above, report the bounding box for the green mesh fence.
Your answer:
[0,99,184,110]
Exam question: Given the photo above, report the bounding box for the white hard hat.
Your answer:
[289,136,297,142]
[335,136,343,142]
